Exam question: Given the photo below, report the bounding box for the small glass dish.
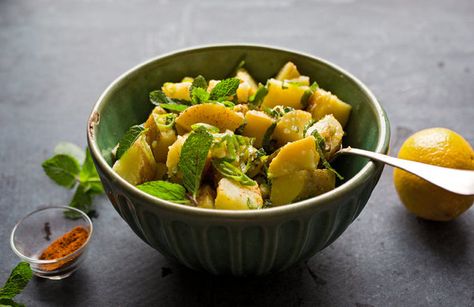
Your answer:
[10,206,93,280]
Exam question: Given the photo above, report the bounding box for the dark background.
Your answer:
[1,0,473,306]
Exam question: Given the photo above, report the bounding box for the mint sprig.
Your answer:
[42,144,104,216]
[0,262,32,307]
[209,78,240,101]
[178,127,213,199]
[136,181,188,204]
[115,125,145,160]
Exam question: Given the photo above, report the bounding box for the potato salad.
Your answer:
[112,62,352,210]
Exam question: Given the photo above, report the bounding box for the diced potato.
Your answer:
[181,76,194,83]
[112,135,157,185]
[267,137,320,178]
[270,169,336,206]
[308,88,352,127]
[215,178,263,210]
[144,106,167,146]
[166,134,188,177]
[305,114,344,159]
[261,79,309,109]
[242,110,275,148]
[273,110,312,146]
[162,81,192,101]
[197,185,215,209]
[175,103,245,135]
[236,81,251,103]
[150,128,177,163]
[276,61,300,81]
[144,110,178,163]
[233,104,249,115]
[236,68,258,96]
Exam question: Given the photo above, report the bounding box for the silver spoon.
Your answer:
[335,147,474,196]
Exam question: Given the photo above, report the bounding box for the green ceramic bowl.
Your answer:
[87,44,390,276]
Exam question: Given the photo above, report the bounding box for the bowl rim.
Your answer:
[10,206,94,264]
[87,43,390,219]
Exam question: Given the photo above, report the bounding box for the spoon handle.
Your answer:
[338,147,474,196]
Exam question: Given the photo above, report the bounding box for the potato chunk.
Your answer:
[275,61,301,81]
[308,88,352,127]
[162,81,192,101]
[270,169,336,206]
[236,68,258,96]
[112,135,157,185]
[215,178,263,210]
[242,110,275,148]
[175,103,244,135]
[261,79,309,109]
[273,110,312,146]
[267,137,320,178]
[305,114,344,159]
[166,134,188,177]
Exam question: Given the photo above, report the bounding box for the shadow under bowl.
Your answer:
[87,44,390,276]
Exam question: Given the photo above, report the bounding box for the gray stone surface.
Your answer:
[1,0,473,306]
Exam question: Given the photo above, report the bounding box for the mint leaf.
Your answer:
[160,103,189,112]
[150,90,174,105]
[212,159,256,186]
[209,78,240,101]
[248,86,268,109]
[42,154,80,188]
[191,75,207,91]
[310,130,344,180]
[65,183,93,219]
[136,181,188,203]
[178,127,213,198]
[80,148,104,195]
[54,142,85,163]
[0,262,32,301]
[191,87,210,104]
[116,125,145,160]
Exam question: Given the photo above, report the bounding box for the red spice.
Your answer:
[39,226,89,271]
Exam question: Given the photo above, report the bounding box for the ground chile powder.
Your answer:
[39,226,89,271]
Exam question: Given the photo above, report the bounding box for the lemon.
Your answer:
[393,128,474,221]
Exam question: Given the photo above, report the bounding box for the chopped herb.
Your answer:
[136,181,188,203]
[310,130,344,180]
[310,81,319,91]
[248,86,268,109]
[300,89,312,109]
[212,159,256,186]
[209,77,240,101]
[178,127,214,198]
[115,125,145,160]
[149,90,174,105]
[191,87,210,104]
[262,122,277,153]
[191,75,207,90]
[160,103,189,113]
